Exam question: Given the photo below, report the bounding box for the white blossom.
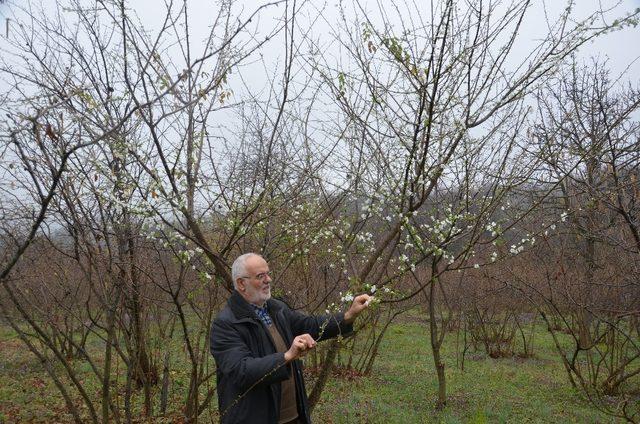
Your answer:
[509,244,525,254]
[341,293,354,303]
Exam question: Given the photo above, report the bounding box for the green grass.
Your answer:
[0,323,213,423]
[0,315,630,423]
[311,319,618,423]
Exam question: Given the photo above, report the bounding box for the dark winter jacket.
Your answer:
[210,291,353,424]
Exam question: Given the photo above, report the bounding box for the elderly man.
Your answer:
[210,253,372,424]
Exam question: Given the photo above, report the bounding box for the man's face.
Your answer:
[237,255,272,306]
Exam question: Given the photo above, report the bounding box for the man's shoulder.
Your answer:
[267,297,295,314]
[213,303,235,323]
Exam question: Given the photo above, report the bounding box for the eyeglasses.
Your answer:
[241,271,272,281]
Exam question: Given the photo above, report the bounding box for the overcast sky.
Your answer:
[1,0,638,138]
[0,0,638,211]
[134,0,640,83]
[2,1,639,81]
[0,0,638,139]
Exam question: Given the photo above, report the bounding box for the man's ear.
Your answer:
[236,278,246,292]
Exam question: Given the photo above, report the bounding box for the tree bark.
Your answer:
[429,275,446,410]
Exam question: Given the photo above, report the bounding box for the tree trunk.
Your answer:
[429,275,446,410]
[102,300,120,423]
[308,338,340,410]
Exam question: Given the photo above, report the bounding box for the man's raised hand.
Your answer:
[344,294,374,324]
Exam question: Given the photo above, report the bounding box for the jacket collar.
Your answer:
[227,290,284,321]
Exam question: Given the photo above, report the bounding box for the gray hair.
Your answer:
[231,253,261,290]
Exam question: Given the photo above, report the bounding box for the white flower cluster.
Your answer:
[402,224,424,251]
[178,247,201,266]
[325,302,339,314]
[509,234,536,255]
[543,222,558,236]
[310,227,336,246]
[485,221,500,237]
[425,213,464,243]
[356,198,385,222]
[339,291,354,303]
[354,231,375,253]
[405,214,461,267]
[510,244,524,255]
[363,283,377,294]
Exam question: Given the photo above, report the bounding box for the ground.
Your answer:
[0,314,623,423]
[312,320,615,423]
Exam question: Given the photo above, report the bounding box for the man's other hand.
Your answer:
[284,334,316,362]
